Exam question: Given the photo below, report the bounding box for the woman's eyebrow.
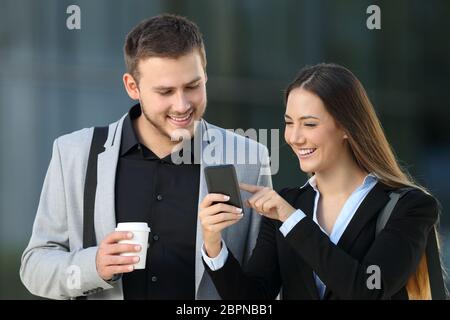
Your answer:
[284,114,320,120]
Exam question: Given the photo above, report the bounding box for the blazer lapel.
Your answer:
[322,182,391,299]
[297,185,316,216]
[195,120,224,296]
[336,182,391,252]
[94,116,125,245]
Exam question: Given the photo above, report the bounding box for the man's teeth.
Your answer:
[168,111,192,121]
[299,148,316,156]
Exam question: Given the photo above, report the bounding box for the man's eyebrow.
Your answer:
[284,114,320,120]
[152,77,202,91]
[185,77,202,85]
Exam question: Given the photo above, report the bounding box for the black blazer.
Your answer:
[204,182,438,299]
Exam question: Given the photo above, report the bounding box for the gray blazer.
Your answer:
[20,114,272,300]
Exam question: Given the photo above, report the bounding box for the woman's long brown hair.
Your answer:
[285,63,434,299]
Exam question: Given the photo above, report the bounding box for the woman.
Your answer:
[199,63,440,299]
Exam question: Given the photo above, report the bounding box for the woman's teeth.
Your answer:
[299,148,316,156]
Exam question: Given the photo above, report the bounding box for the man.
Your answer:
[20,14,271,299]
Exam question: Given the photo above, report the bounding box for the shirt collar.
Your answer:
[120,103,198,162]
[302,173,378,193]
[120,103,142,156]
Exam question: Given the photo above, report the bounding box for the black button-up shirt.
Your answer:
[115,104,200,299]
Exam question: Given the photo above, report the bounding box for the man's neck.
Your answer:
[133,116,178,159]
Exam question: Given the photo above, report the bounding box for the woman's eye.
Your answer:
[187,84,200,90]
[159,91,172,96]
[304,123,317,127]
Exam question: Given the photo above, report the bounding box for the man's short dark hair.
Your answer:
[124,14,206,81]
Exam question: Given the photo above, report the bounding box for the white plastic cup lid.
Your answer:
[115,222,150,232]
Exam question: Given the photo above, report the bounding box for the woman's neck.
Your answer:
[314,159,369,198]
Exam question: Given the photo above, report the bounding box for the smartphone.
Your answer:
[204,164,243,210]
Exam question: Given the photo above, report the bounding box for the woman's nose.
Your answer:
[288,128,305,145]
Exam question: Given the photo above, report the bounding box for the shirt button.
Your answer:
[156,194,163,201]
[153,234,159,241]
[151,276,158,282]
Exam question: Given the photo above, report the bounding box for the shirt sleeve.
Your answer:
[201,239,229,271]
[279,209,307,236]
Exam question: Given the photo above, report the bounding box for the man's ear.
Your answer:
[204,71,208,84]
[123,73,140,100]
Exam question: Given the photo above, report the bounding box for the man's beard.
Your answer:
[139,100,206,143]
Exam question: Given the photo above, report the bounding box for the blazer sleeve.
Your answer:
[20,138,113,299]
[284,189,439,299]
[204,215,282,300]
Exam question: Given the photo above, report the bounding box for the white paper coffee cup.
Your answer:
[115,222,151,270]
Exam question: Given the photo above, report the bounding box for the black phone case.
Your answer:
[204,164,244,209]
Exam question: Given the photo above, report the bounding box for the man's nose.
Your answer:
[173,92,191,114]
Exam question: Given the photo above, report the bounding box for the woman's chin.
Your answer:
[299,162,314,174]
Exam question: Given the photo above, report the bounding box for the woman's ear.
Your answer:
[343,133,348,139]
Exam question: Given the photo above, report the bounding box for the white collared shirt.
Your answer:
[202,173,378,299]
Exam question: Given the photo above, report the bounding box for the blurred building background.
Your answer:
[0,0,449,299]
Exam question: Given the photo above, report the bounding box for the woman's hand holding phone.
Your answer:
[199,193,243,258]
[239,183,296,222]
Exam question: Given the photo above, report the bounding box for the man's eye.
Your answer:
[187,84,200,90]
[284,121,293,125]
[159,91,172,96]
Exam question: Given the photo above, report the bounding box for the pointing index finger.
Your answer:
[239,183,263,194]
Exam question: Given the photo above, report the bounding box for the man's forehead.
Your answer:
[138,51,203,70]
[137,54,205,85]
